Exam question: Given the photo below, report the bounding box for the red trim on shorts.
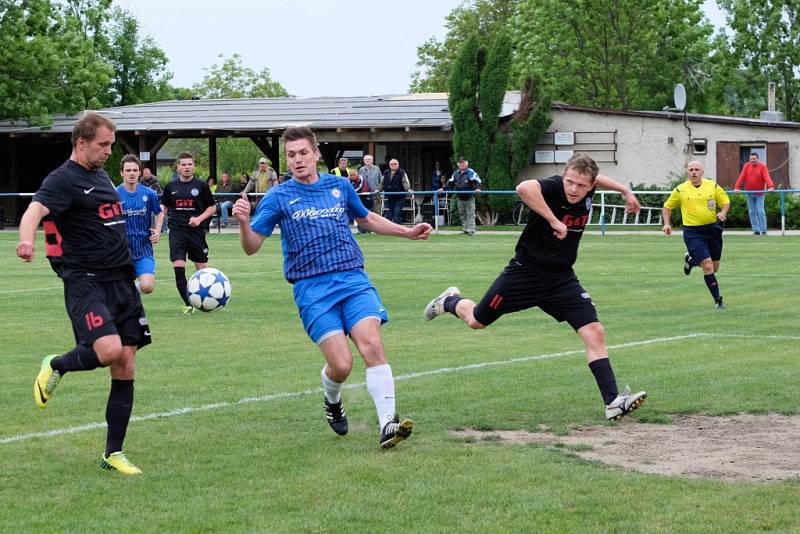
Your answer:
[489,294,504,310]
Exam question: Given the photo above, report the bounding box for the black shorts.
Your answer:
[169,227,209,263]
[683,223,723,262]
[64,278,152,349]
[473,260,599,331]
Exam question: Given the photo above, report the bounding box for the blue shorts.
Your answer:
[133,256,156,277]
[683,223,723,262]
[292,270,388,344]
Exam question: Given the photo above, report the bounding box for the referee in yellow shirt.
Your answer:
[662,160,730,309]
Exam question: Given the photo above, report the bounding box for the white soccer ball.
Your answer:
[187,268,232,312]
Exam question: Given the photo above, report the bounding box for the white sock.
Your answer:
[321,365,343,404]
[366,363,396,429]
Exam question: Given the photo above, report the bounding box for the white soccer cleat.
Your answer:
[423,286,460,321]
[605,385,647,421]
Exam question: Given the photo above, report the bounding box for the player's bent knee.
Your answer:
[578,322,605,346]
[93,335,124,366]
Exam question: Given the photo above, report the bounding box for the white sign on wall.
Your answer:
[534,151,555,163]
[555,150,575,163]
[139,151,151,161]
[554,132,575,145]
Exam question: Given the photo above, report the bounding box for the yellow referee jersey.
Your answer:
[663,178,730,226]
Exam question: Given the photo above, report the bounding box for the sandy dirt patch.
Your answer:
[451,414,800,481]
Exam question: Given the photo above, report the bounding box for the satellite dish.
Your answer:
[673,83,687,112]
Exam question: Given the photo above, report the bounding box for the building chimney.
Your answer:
[768,81,776,111]
[760,81,784,122]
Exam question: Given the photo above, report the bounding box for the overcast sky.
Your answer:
[113,0,727,98]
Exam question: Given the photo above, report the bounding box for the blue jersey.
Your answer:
[116,183,162,260]
[250,173,369,283]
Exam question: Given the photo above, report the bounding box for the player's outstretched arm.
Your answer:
[233,192,266,255]
[357,212,432,240]
[595,174,641,213]
[16,201,50,262]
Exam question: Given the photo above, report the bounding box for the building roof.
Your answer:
[0,94,458,137]
[552,102,800,129]
[2,93,797,137]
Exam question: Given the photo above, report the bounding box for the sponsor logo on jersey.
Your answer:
[585,197,592,210]
[331,188,341,199]
[291,204,346,221]
[191,188,199,197]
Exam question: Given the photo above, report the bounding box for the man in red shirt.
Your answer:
[734,152,774,235]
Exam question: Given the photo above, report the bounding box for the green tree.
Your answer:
[512,0,715,111]
[449,30,551,223]
[192,54,290,99]
[717,0,800,121]
[410,0,520,93]
[105,7,173,106]
[448,33,488,177]
[0,0,114,123]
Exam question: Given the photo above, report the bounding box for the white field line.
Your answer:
[0,332,788,446]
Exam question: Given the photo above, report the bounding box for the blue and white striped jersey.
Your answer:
[116,183,162,260]
[250,173,369,283]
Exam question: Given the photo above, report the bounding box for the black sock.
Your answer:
[50,345,102,375]
[589,358,619,405]
[704,273,721,301]
[105,379,134,455]
[174,266,190,306]
[444,295,462,316]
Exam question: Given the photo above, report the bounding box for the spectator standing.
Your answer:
[442,156,482,235]
[378,159,412,224]
[734,152,774,235]
[358,154,382,215]
[246,157,279,194]
[207,176,217,193]
[331,157,349,177]
[431,161,446,191]
[139,166,162,194]
[349,168,371,233]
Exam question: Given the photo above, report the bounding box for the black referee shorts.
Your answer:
[169,227,209,263]
[64,278,152,349]
[473,260,599,331]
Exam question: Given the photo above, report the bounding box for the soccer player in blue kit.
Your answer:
[116,155,164,294]
[232,126,432,449]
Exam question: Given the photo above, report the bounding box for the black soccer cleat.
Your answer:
[715,297,725,310]
[683,252,694,275]
[323,398,348,436]
[380,415,413,449]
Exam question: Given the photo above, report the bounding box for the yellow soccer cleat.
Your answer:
[34,354,61,409]
[181,305,195,316]
[101,451,142,475]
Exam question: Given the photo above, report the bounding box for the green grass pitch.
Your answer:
[1,231,798,532]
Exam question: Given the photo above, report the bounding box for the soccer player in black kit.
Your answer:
[160,152,216,315]
[423,155,648,421]
[17,111,151,475]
